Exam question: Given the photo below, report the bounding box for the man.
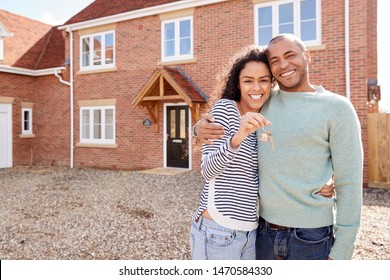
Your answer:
[194,34,363,260]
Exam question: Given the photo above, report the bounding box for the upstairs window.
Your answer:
[255,0,321,47]
[161,16,193,62]
[80,31,115,71]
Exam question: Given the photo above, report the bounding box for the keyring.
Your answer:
[258,123,275,150]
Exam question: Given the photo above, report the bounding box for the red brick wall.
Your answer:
[0,72,70,167]
[367,0,378,79]
[34,75,71,167]
[71,16,166,170]
[0,73,37,166]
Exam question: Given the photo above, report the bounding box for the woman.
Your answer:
[190,46,273,260]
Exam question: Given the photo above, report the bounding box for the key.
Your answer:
[259,132,268,142]
[267,130,275,151]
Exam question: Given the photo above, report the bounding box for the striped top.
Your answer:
[195,99,259,231]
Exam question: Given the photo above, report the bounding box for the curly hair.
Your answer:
[218,45,272,101]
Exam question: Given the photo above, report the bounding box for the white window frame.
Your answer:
[254,0,321,47]
[161,16,193,62]
[1,23,13,61]
[21,108,33,135]
[79,106,116,145]
[0,39,4,61]
[79,30,115,71]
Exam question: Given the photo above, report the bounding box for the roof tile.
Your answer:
[0,10,64,70]
[163,66,208,103]
[65,0,178,25]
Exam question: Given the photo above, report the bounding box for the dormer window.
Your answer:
[0,23,13,62]
[0,39,4,61]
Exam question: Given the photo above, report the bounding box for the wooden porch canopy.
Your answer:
[132,66,208,130]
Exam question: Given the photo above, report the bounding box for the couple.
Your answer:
[190,34,363,260]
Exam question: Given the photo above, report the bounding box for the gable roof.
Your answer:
[61,0,227,31]
[163,66,208,104]
[65,0,177,25]
[33,27,65,70]
[132,66,208,108]
[0,9,64,70]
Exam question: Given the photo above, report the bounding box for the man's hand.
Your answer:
[194,114,224,144]
[316,176,335,198]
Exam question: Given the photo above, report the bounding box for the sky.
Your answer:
[1,0,389,111]
[0,0,95,26]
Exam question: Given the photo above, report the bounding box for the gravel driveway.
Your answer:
[0,167,389,260]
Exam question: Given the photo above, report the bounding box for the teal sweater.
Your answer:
[257,86,363,260]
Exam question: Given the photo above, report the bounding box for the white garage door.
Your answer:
[0,104,12,168]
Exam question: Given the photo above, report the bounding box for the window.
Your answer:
[161,16,193,62]
[21,108,32,135]
[0,39,4,61]
[80,31,115,70]
[1,23,13,61]
[80,106,115,144]
[255,0,321,47]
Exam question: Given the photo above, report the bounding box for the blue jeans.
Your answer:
[256,217,334,260]
[190,215,257,260]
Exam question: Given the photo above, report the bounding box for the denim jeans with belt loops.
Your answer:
[190,214,257,260]
[256,217,334,260]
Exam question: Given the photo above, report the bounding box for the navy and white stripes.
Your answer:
[195,99,259,231]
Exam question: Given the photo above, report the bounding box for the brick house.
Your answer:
[0,0,377,185]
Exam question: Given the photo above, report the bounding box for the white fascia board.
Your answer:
[58,0,227,31]
[0,65,66,76]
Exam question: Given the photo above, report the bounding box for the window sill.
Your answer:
[307,44,326,51]
[19,134,36,138]
[76,143,118,149]
[77,67,117,75]
[159,58,197,66]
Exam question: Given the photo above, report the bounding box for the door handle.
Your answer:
[172,139,183,143]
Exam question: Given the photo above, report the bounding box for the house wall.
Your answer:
[0,72,71,167]
[71,16,167,170]
[24,0,376,182]
[34,75,71,167]
[0,72,37,166]
[68,0,257,170]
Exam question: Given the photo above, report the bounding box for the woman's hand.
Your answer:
[231,112,270,148]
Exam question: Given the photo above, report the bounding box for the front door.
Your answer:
[0,104,12,168]
[166,106,189,168]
